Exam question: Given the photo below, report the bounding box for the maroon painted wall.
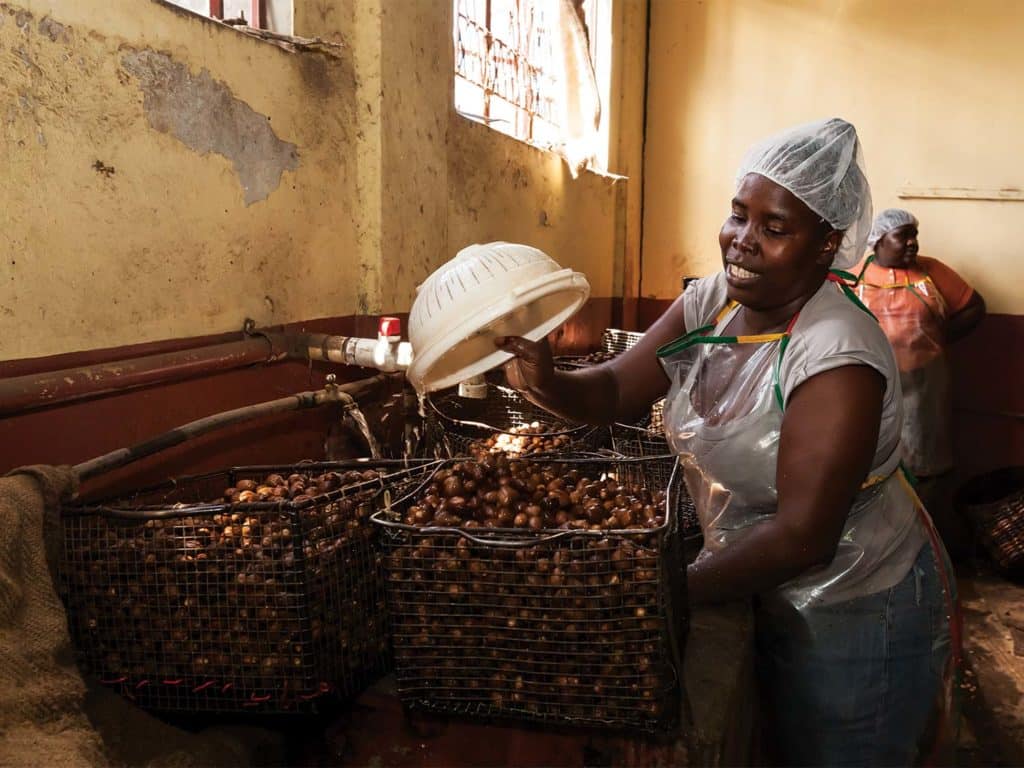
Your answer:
[0,314,384,499]
[949,314,1024,478]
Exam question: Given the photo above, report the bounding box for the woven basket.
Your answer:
[955,466,1024,574]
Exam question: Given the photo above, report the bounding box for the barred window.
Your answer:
[455,0,578,149]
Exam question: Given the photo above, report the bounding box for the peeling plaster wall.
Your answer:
[297,0,624,317]
[120,49,299,206]
[375,1,450,313]
[0,0,360,360]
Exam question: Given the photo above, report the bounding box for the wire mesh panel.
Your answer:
[374,455,688,732]
[956,467,1024,574]
[610,425,674,489]
[60,460,437,714]
[552,329,645,372]
[601,329,645,356]
[609,406,698,537]
[423,385,608,459]
[552,350,618,370]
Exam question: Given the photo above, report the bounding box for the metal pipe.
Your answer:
[74,374,391,482]
[0,325,414,419]
[0,334,287,418]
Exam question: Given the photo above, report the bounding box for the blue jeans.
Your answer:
[756,545,953,767]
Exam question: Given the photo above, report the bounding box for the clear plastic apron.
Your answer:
[855,255,953,476]
[657,289,925,612]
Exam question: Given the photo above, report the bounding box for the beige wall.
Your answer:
[643,0,1024,313]
[2,0,637,362]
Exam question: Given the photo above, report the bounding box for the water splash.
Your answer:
[346,405,381,459]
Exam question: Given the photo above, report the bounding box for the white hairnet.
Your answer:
[736,118,872,270]
[867,208,919,249]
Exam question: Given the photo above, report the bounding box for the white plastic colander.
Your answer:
[406,242,590,394]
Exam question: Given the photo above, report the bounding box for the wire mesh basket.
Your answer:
[601,328,644,356]
[609,402,698,537]
[552,351,617,370]
[60,459,437,714]
[956,466,1024,574]
[373,455,689,732]
[552,329,645,371]
[422,384,609,459]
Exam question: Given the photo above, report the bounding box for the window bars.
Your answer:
[454,0,561,146]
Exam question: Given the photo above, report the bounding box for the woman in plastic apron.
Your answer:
[659,281,956,766]
[853,209,985,512]
[497,119,957,766]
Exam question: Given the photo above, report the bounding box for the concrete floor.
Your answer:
[958,564,1024,767]
[285,677,688,767]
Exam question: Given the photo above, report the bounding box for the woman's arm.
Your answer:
[496,292,688,426]
[687,364,885,604]
[946,290,986,343]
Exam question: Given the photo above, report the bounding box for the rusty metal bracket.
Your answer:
[241,317,284,362]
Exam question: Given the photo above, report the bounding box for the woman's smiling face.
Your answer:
[719,173,842,311]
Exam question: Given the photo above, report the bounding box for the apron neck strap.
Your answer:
[854,253,874,284]
[827,270,877,319]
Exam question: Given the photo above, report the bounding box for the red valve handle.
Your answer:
[378,316,402,338]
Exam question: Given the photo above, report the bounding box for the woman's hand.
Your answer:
[495,336,555,393]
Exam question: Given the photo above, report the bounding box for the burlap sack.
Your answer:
[0,465,105,768]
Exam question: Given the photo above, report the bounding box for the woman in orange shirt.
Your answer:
[854,209,986,483]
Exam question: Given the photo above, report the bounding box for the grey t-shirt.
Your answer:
[682,271,904,474]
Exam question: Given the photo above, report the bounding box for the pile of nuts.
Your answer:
[384,455,672,726]
[401,455,666,531]
[578,349,618,365]
[469,423,578,458]
[221,468,380,505]
[61,468,389,706]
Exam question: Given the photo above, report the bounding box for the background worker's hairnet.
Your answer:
[868,208,919,250]
[735,117,872,270]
